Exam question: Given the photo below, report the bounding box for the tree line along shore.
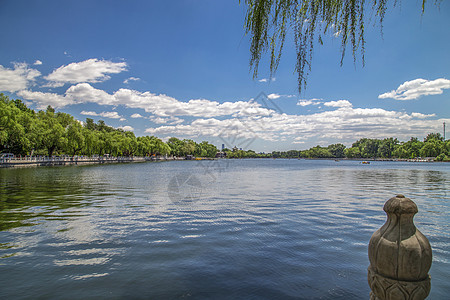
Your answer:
[1,93,449,162]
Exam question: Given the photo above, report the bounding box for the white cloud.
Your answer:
[297,100,314,106]
[80,111,98,116]
[13,67,444,147]
[268,93,281,99]
[34,60,43,65]
[378,78,450,100]
[123,77,140,84]
[293,137,306,144]
[66,83,116,105]
[297,98,322,106]
[66,85,273,118]
[411,112,436,119]
[323,100,352,108]
[80,110,122,119]
[267,93,295,100]
[44,59,127,87]
[15,77,277,119]
[149,116,184,125]
[17,90,74,109]
[258,77,276,83]
[101,111,122,119]
[118,125,134,131]
[0,63,41,93]
[144,104,444,145]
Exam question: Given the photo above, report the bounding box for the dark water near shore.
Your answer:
[0,159,449,299]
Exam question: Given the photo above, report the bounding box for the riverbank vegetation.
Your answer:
[0,94,217,158]
[224,135,449,161]
[1,93,449,161]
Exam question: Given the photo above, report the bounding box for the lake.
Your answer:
[0,159,449,299]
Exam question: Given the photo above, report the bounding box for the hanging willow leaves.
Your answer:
[241,0,440,94]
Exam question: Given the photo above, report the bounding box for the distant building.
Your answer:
[222,144,225,150]
[215,151,226,158]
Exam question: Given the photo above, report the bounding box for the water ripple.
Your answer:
[0,160,448,299]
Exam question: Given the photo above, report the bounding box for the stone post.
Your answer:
[368,195,432,300]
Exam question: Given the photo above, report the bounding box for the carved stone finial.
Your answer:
[368,195,432,300]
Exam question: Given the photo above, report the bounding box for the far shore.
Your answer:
[2,154,447,170]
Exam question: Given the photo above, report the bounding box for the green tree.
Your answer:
[242,0,438,93]
[345,146,361,158]
[167,137,184,156]
[393,137,422,159]
[36,107,67,156]
[328,143,346,158]
[424,132,444,142]
[85,118,96,131]
[420,138,443,158]
[82,128,98,156]
[65,121,85,156]
[377,138,398,158]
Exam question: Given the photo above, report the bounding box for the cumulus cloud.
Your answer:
[17,90,74,109]
[267,93,295,100]
[66,83,116,105]
[44,58,128,87]
[80,110,122,119]
[34,60,43,65]
[0,63,41,93]
[323,100,352,108]
[123,77,140,84]
[378,78,450,100]
[79,111,98,116]
[149,116,184,125]
[293,137,306,144]
[144,104,444,145]
[411,112,436,119]
[13,66,444,147]
[118,125,134,131]
[61,84,272,118]
[297,98,322,106]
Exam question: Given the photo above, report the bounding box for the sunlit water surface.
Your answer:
[0,159,448,299]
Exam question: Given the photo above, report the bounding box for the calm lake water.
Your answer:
[0,159,449,299]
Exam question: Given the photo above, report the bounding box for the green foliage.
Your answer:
[266,135,446,160]
[167,137,217,158]
[435,153,448,162]
[424,132,444,142]
[1,94,447,161]
[328,143,346,158]
[0,94,218,158]
[242,0,438,93]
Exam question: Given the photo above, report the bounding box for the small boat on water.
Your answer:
[362,161,370,164]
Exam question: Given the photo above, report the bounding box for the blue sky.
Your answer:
[0,0,449,152]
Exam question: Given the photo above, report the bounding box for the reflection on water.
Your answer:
[0,160,448,299]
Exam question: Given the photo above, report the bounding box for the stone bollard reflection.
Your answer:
[368,195,432,300]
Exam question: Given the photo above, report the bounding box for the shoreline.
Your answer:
[1,156,445,169]
[0,156,183,169]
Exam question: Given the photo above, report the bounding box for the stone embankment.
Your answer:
[0,155,183,168]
